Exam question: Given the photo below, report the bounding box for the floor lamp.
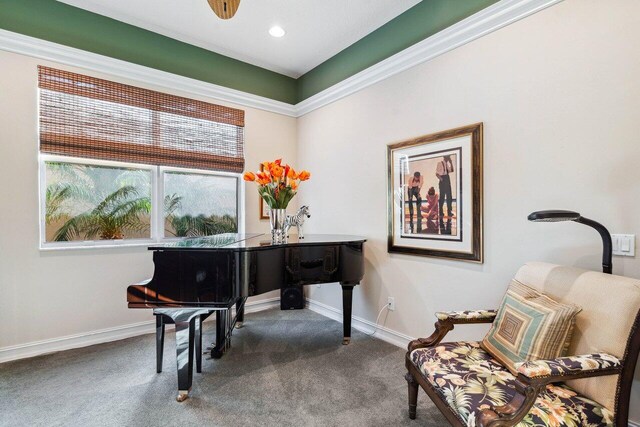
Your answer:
[527,210,613,274]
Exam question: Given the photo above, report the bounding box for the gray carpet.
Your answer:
[0,308,447,426]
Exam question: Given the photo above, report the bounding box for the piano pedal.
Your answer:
[235,321,243,329]
[177,391,190,402]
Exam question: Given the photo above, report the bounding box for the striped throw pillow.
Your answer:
[481,280,582,374]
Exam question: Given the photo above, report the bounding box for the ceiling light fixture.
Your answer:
[269,26,286,38]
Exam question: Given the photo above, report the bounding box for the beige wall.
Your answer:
[0,50,296,349]
[1,0,639,419]
[297,0,640,420]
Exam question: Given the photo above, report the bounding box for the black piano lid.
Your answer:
[148,233,367,251]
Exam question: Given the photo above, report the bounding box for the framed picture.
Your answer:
[259,164,269,219]
[387,123,483,262]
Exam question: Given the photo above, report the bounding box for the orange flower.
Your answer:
[274,158,282,166]
[298,170,311,181]
[287,167,297,179]
[290,181,298,190]
[243,171,256,181]
[256,172,270,185]
[261,161,271,171]
[271,165,284,179]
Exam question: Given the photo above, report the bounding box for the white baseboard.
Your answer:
[629,420,640,427]
[305,298,413,349]
[0,319,156,364]
[0,297,280,364]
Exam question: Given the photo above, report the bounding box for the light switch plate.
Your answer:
[612,234,635,257]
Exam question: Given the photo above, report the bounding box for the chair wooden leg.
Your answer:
[405,372,419,420]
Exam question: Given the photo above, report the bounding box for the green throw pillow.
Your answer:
[481,279,582,374]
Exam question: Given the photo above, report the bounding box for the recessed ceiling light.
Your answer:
[269,26,285,38]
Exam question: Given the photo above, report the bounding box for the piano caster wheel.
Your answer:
[211,348,224,359]
[342,337,351,345]
[176,391,189,402]
[235,322,243,329]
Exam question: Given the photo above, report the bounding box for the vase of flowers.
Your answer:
[244,159,310,243]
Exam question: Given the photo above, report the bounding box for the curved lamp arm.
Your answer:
[527,210,612,274]
[575,216,612,274]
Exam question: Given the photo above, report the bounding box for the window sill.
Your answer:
[39,240,156,251]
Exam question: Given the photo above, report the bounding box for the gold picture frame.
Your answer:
[387,123,483,262]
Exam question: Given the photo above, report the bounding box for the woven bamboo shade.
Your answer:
[38,66,245,172]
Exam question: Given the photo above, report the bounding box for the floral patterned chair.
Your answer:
[405,263,640,426]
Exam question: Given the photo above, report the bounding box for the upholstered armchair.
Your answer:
[405,263,640,426]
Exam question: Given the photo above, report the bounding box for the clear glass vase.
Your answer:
[268,208,287,243]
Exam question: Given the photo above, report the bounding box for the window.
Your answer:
[163,170,238,237]
[38,67,244,249]
[43,159,153,243]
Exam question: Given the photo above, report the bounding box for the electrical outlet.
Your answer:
[387,297,395,311]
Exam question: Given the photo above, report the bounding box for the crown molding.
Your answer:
[0,29,298,117]
[0,0,561,118]
[295,0,563,116]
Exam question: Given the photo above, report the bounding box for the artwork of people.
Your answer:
[400,150,460,240]
[387,123,483,262]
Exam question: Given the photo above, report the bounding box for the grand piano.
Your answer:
[127,233,366,401]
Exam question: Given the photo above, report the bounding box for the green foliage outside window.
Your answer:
[44,162,238,243]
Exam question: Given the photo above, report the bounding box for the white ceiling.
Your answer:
[57,0,420,78]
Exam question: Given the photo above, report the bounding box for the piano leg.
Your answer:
[235,297,247,329]
[341,284,355,345]
[156,314,165,373]
[212,310,227,359]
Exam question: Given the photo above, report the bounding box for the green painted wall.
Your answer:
[0,0,499,105]
[0,0,298,104]
[296,0,500,102]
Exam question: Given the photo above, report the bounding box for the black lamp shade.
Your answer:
[527,210,581,222]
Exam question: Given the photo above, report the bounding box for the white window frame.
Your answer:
[158,165,245,241]
[39,154,244,251]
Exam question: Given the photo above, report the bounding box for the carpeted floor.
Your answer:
[0,308,448,426]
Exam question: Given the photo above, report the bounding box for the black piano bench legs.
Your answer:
[341,284,355,345]
[155,314,165,373]
[154,308,211,402]
[154,312,208,374]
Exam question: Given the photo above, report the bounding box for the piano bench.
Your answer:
[154,311,211,374]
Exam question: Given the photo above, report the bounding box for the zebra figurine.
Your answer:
[285,206,311,239]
